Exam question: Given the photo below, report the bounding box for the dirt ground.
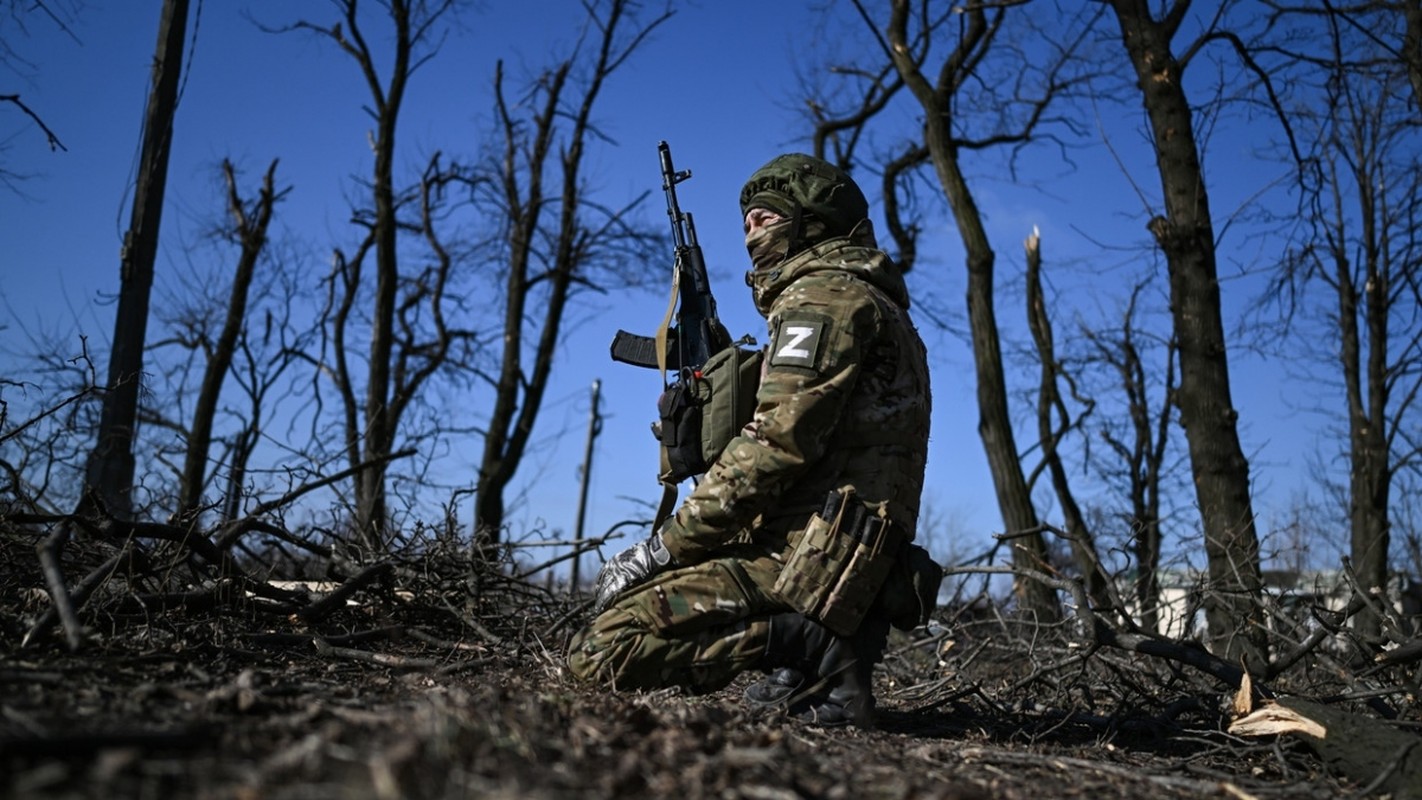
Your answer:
[0,529,1362,799]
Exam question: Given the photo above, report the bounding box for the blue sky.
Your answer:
[1,2,1327,576]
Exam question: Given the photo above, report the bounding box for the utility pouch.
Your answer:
[874,543,945,631]
[773,487,905,636]
[657,345,762,483]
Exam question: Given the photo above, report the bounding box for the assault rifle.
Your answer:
[610,142,760,508]
[610,141,732,376]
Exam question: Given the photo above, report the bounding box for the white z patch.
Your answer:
[769,318,826,369]
[776,326,816,360]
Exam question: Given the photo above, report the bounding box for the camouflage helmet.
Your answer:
[739,153,869,238]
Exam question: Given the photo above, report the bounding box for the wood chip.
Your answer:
[1228,704,1328,739]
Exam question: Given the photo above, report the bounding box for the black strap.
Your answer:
[652,482,678,532]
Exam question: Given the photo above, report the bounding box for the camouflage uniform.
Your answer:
[568,155,931,695]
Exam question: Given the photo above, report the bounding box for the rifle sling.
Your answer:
[654,266,681,384]
[644,265,690,532]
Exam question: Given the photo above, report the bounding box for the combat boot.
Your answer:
[797,615,889,727]
[742,612,829,710]
[743,612,889,729]
[742,666,807,709]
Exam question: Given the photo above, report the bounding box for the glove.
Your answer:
[592,530,674,612]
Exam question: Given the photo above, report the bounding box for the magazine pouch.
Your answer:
[773,486,905,636]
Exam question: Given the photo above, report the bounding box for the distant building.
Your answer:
[1135,569,1422,640]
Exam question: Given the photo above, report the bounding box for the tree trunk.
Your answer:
[1137,334,1173,635]
[1108,0,1266,672]
[81,0,189,520]
[309,0,415,552]
[472,1,665,544]
[1337,159,1392,639]
[935,139,1059,620]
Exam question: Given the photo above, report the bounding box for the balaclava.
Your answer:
[738,153,869,272]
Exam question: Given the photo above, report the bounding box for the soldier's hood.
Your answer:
[747,235,910,317]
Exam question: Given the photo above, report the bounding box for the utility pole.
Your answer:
[571,380,602,589]
[80,0,190,519]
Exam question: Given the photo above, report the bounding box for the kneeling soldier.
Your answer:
[568,153,934,728]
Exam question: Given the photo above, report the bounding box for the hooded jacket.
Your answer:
[659,232,932,565]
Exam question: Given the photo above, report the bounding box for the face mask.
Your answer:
[744,217,794,272]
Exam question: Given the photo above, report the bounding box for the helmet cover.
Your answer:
[739,153,869,238]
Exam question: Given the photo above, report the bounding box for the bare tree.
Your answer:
[1023,230,1111,611]
[170,160,287,521]
[217,264,313,524]
[284,0,471,552]
[1082,281,1180,634]
[273,0,665,552]
[470,0,670,543]
[138,174,318,532]
[1104,0,1270,671]
[0,336,102,515]
[801,0,1103,619]
[1262,3,1422,639]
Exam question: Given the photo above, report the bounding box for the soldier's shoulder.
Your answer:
[778,269,882,311]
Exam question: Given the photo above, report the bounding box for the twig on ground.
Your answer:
[311,637,440,670]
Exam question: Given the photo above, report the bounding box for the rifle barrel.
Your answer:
[659,140,692,250]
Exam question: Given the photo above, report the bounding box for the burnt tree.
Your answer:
[288,0,465,551]
[80,0,189,520]
[1261,2,1422,639]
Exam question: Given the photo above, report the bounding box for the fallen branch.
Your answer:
[245,626,405,649]
[244,448,417,518]
[30,524,84,650]
[436,594,506,646]
[1230,696,1422,797]
[1377,638,1422,666]
[299,562,393,621]
[943,562,1253,692]
[407,627,488,653]
[214,516,332,557]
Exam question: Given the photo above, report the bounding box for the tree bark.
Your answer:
[1334,172,1392,639]
[1323,68,1396,640]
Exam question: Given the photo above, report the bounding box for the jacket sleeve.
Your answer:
[660,278,879,564]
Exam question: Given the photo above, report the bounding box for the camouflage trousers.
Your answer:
[567,549,791,693]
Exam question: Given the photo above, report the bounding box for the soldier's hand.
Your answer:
[592,530,674,613]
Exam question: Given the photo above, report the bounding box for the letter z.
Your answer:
[770,319,825,369]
